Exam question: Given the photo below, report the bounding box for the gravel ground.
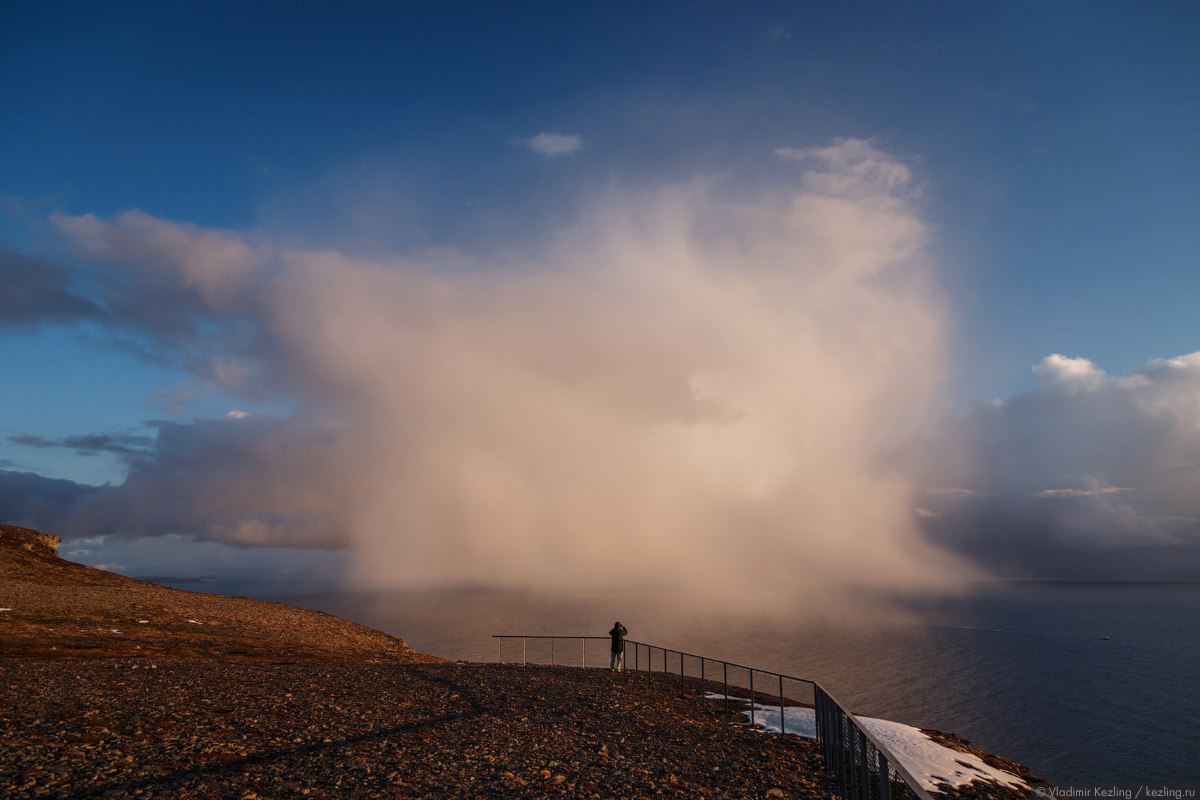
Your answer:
[1,659,833,800]
[1,524,1037,800]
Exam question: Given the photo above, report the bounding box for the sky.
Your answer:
[2,2,1199,599]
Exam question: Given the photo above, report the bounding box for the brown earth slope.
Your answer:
[0,524,433,662]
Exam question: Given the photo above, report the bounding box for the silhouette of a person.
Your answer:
[609,620,628,672]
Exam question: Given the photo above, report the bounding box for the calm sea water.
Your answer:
[201,579,1198,784]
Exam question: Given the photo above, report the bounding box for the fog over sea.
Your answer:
[179,578,1198,784]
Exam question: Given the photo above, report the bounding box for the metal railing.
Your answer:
[493,634,934,800]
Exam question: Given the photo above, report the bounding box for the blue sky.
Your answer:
[5,3,1197,397]
[2,2,1199,587]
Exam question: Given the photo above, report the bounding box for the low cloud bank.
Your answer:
[2,139,970,614]
[915,353,1200,578]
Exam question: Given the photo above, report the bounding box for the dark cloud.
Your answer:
[8,432,152,457]
[61,433,153,456]
[0,470,102,533]
[0,247,103,329]
[914,354,1200,578]
[68,416,349,549]
[919,493,1200,580]
[8,434,50,447]
[3,417,348,548]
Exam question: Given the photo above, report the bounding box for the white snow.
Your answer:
[187,619,203,624]
[704,693,1027,793]
[857,716,1027,792]
[0,608,12,612]
[137,620,149,624]
[704,692,818,738]
[110,629,122,634]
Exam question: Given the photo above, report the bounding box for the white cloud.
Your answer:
[776,138,915,197]
[51,210,269,307]
[520,132,584,157]
[35,139,970,613]
[1034,486,1132,498]
[1032,353,1106,393]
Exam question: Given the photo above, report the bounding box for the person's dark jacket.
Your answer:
[609,622,627,653]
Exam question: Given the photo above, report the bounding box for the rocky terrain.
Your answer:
[2,659,835,799]
[0,524,432,662]
[1,524,1036,799]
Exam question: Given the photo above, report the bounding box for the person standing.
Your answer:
[609,620,628,672]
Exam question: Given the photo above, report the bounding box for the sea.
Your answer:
[187,578,1199,784]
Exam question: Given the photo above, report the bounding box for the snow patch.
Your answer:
[858,717,1027,792]
[704,694,1027,792]
[187,619,203,624]
[0,608,13,612]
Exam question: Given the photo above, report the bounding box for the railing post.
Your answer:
[779,675,785,735]
[860,727,871,800]
[634,642,639,673]
[551,638,555,666]
[582,638,586,668]
[879,751,891,800]
[862,728,871,800]
[679,651,684,696]
[497,637,502,663]
[700,657,705,693]
[748,669,755,727]
[522,637,527,666]
[838,707,848,800]
[849,717,860,800]
[723,662,728,719]
[847,714,856,800]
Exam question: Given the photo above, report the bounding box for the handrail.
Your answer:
[492,633,936,800]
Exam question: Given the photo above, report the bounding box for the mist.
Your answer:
[16,139,970,615]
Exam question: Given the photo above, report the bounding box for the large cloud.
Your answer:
[12,139,969,612]
[46,210,279,394]
[915,353,1200,578]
